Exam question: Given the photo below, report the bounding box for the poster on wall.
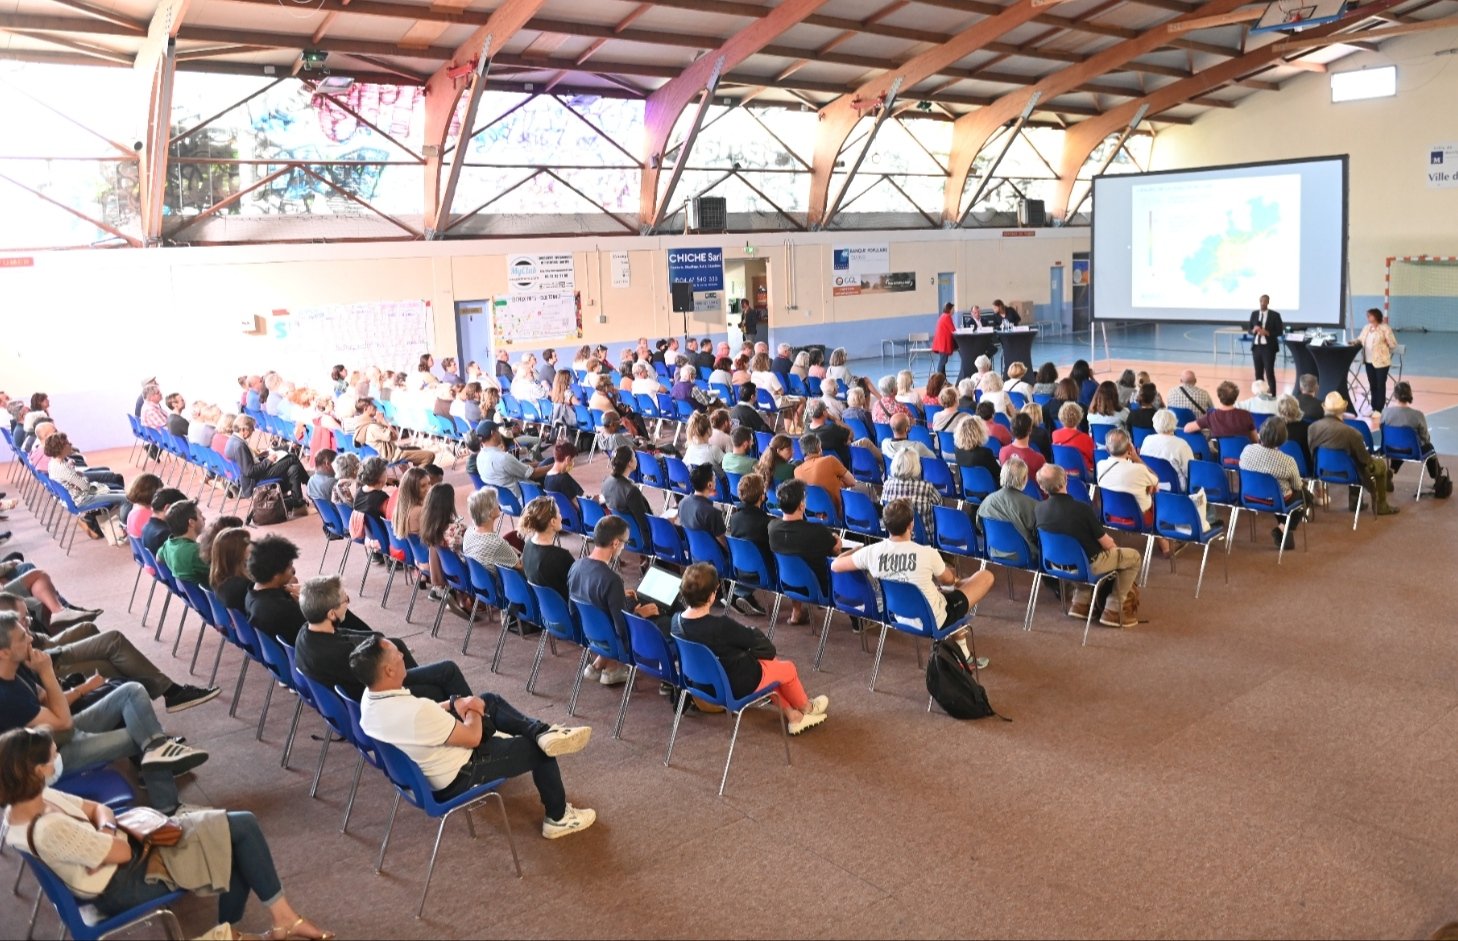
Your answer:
[832,244,889,277]
[831,271,917,297]
[270,299,429,379]
[1429,143,1458,188]
[501,253,579,341]
[494,292,582,346]
[666,247,724,314]
[611,251,631,288]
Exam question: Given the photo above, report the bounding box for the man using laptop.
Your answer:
[567,517,673,686]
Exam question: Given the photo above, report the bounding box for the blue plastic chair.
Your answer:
[647,515,691,566]
[1141,454,1183,493]
[726,536,780,624]
[1216,435,1251,469]
[519,480,545,506]
[1279,440,1311,479]
[933,504,981,563]
[1053,444,1091,482]
[1176,430,1212,462]
[803,484,844,530]
[372,738,520,918]
[845,418,872,442]
[617,611,684,743]
[1238,469,1307,564]
[827,568,894,690]
[402,532,433,623]
[850,447,885,487]
[334,688,386,834]
[772,552,837,670]
[18,849,185,941]
[1382,424,1433,501]
[311,498,351,574]
[841,489,885,540]
[958,465,998,506]
[923,457,958,500]
[429,546,474,638]
[495,566,542,673]
[880,578,975,712]
[526,583,590,713]
[1152,491,1229,596]
[461,557,505,656]
[665,637,790,796]
[1031,530,1117,645]
[1098,489,1155,585]
[683,527,731,582]
[1188,459,1239,522]
[1344,418,1378,454]
[1314,447,1370,531]
[979,516,1038,616]
[296,673,356,800]
[575,600,635,736]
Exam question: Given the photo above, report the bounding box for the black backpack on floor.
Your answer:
[925,641,1007,721]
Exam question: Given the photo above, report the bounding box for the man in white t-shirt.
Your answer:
[351,635,597,840]
[831,499,994,669]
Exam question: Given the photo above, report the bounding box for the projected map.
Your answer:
[1131,174,1300,310]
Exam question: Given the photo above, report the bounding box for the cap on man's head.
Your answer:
[474,420,500,439]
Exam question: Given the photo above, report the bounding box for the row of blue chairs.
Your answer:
[2,429,126,556]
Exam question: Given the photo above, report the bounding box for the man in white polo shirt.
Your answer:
[351,634,597,839]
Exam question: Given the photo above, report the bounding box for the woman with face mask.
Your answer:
[0,727,334,940]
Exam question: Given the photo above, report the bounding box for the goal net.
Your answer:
[1385,255,1458,332]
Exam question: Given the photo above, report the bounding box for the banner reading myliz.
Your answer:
[667,246,724,314]
[502,253,578,341]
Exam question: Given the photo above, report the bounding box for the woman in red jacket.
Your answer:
[932,302,957,377]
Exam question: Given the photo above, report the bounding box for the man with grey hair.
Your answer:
[976,455,1040,565]
[1138,408,1195,490]
[1034,463,1143,629]
[881,412,935,462]
[1166,370,1213,415]
[973,355,997,393]
[956,378,979,412]
[224,414,309,509]
[1240,380,1279,415]
[1095,429,1167,553]
[1296,373,1323,422]
[293,574,472,700]
[772,343,793,376]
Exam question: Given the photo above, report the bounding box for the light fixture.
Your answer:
[315,74,354,93]
[300,48,328,71]
[744,241,755,255]
[1330,65,1396,102]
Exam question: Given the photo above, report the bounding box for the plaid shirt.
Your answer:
[1166,384,1213,414]
[1238,444,1303,498]
[881,476,941,540]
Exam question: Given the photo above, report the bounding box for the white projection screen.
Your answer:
[1092,156,1348,326]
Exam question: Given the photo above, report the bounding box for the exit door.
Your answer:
[937,273,955,311]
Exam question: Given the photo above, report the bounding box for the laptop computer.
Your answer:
[636,565,684,610]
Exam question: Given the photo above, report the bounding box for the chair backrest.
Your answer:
[530,582,583,645]
[336,688,383,771]
[880,579,945,638]
[1152,490,1206,540]
[626,612,681,686]
[1188,459,1236,503]
[1344,418,1376,453]
[1238,468,1292,512]
[1278,440,1311,478]
[498,566,540,626]
[253,629,295,689]
[1099,488,1146,532]
[404,532,431,569]
[647,515,691,565]
[841,489,885,539]
[299,672,354,741]
[1037,529,1095,582]
[1169,406,1196,426]
[495,485,524,518]
[635,451,666,488]
[464,556,503,609]
[1216,435,1250,468]
[1141,454,1182,493]
[435,546,472,593]
[1314,446,1362,485]
[1064,477,1092,503]
[19,846,184,941]
[574,600,628,663]
[845,418,872,442]
[802,484,843,528]
[933,504,978,556]
[1176,430,1212,461]
[922,456,957,499]
[786,374,808,397]
[579,498,609,533]
[727,536,775,589]
[772,552,828,604]
[1381,424,1424,461]
[312,498,345,537]
[373,739,434,813]
[957,465,998,506]
[850,447,884,485]
[683,527,730,578]
[279,638,315,709]
[549,491,585,535]
[981,517,1033,567]
[831,568,883,623]
[673,637,735,708]
[179,579,216,627]
[519,480,545,505]
[1052,444,1091,480]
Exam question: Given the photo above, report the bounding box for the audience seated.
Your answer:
[1138,409,1195,491]
[674,562,827,734]
[568,517,663,685]
[832,498,992,668]
[1274,395,1311,470]
[929,386,966,434]
[794,434,857,516]
[209,527,253,612]
[870,375,908,424]
[123,473,163,541]
[1308,391,1397,515]
[1183,381,1256,444]
[156,500,208,583]
[1031,362,1059,399]
[881,413,934,462]
[600,447,654,545]
[353,402,434,468]
[542,441,584,508]
[142,488,188,557]
[1382,381,1449,486]
[755,434,797,489]
[461,488,520,571]
[306,449,336,504]
[679,465,763,614]
[767,480,839,626]
[1240,380,1279,415]
[0,612,208,814]
[1295,373,1323,422]
[1095,429,1168,554]
[351,635,596,839]
[881,448,941,542]
[1125,383,1160,434]
[979,401,1012,448]
[475,422,547,501]
[999,413,1046,477]
[1087,382,1128,431]
[952,415,1002,482]
[683,412,725,468]
[1051,402,1094,473]
[1115,369,1138,408]
[244,535,307,642]
[1238,417,1311,549]
[45,434,126,540]
[224,416,308,510]
[1166,370,1214,415]
[976,457,1040,565]
[1034,464,1142,629]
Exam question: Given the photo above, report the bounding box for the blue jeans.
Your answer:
[96,812,283,924]
[75,491,129,511]
[60,681,179,812]
[435,694,564,819]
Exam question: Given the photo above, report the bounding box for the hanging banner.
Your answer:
[832,271,917,297]
[1429,143,1458,188]
[666,247,724,314]
[501,253,579,341]
[611,251,631,287]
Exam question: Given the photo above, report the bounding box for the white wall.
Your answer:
[1149,30,1458,296]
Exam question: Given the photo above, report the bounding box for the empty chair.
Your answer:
[1152,491,1228,597]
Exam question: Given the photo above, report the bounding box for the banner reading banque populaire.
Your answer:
[831,243,915,296]
[666,247,724,315]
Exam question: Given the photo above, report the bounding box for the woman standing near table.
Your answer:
[1354,307,1398,413]
[933,302,957,377]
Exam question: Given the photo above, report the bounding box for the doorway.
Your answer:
[724,258,770,347]
[937,272,956,312]
[456,299,492,373]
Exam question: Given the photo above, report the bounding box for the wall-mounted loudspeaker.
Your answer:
[670,281,695,313]
[1018,198,1046,227]
[689,196,727,232]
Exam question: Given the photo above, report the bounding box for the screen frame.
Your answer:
[1090,154,1349,328]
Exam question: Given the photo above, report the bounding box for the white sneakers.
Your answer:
[598,666,631,686]
[805,695,829,716]
[787,712,827,735]
[582,663,602,682]
[542,803,597,839]
[535,725,592,758]
[140,739,209,775]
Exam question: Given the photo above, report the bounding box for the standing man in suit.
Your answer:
[1247,294,1284,389]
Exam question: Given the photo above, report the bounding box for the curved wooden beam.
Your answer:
[1047,0,1406,219]
[638,0,830,228]
[806,0,1046,228]
[941,0,1251,222]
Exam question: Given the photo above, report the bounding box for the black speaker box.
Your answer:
[670,281,696,313]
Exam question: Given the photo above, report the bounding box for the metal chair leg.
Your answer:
[611,666,635,739]
[490,614,513,674]
[375,792,401,873]
[309,733,331,798]
[867,623,890,691]
[664,689,689,767]
[566,648,589,716]
[525,631,550,694]
[256,679,275,740]
[719,709,748,796]
[811,606,834,671]
[340,753,364,833]
[230,658,251,719]
[281,696,304,768]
